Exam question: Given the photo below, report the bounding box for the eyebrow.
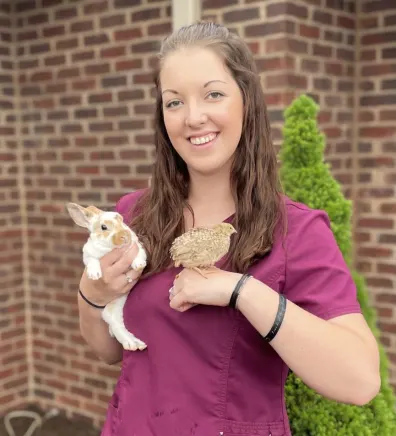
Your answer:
[161,80,227,96]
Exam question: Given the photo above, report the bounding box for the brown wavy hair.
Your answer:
[130,22,286,275]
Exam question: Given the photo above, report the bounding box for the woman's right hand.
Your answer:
[79,243,142,307]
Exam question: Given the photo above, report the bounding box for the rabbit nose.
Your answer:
[121,232,131,242]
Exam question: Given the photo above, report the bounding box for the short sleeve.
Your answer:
[283,204,362,320]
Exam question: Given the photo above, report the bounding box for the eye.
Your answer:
[207,91,224,100]
[165,100,182,109]
[101,224,108,231]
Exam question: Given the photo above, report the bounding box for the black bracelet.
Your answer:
[263,294,287,343]
[78,288,106,309]
[228,274,252,309]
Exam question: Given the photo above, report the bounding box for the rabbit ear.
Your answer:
[66,203,101,229]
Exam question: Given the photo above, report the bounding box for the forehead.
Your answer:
[160,47,232,89]
[95,211,118,221]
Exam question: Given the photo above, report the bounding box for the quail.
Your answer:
[170,223,237,277]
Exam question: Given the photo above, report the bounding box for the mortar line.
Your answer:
[351,1,362,269]
[11,5,35,402]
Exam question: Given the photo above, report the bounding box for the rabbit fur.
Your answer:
[66,202,147,351]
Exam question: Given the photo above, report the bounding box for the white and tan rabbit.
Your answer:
[66,202,147,351]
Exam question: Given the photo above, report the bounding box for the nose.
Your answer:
[185,102,208,128]
[121,231,130,242]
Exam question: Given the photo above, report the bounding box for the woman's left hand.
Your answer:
[169,267,243,312]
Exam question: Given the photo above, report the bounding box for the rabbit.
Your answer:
[66,202,147,351]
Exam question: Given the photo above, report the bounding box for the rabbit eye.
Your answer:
[101,224,108,231]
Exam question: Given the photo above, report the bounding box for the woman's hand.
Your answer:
[79,243,142,306]
[169,267,242,312]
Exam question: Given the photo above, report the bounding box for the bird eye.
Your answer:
[101,224,108,231]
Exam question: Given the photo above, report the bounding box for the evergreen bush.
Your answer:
[279,94,396,435]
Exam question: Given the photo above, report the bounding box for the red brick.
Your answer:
[360,16,378,28]
[203,0,238,8]
[385,14,396,26]
[70,20,94,33]
[245,20,295,38]
[223,8,259,23]
[132,8,161,21]
[360,126,396,138]
[84,34,109,46]
[43,25,65,38]
[71,78,96,91]
[114,28,143,41]
[363,0,396,13]
[362,31,396,45]
[101,46,126,58]
[337,15,355,29]
[100,14,125,28]
[17,30,38,41]
[28,13,49,25]
[257,56,295,71]
[148,22,172,36]
[85,63,111,75]
[313,10,333,25]
[84,1,108,14]
[299,24,320,39]
[55,7,78,20]
[361,64,396,76]
[267,2,308,19]
[116,58,143,71]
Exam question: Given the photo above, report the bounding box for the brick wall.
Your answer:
[8,0,171,428]
[0,1,30,412]
[357,0,396,378]
[1,0,396,430]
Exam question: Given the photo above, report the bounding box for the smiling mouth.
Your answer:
[189,132,219,146]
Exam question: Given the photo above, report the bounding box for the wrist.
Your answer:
[227,273,251,309]
[78,286,108,308]
[235,276,271,311]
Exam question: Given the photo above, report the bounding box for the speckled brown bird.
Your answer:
[170,223,237,277]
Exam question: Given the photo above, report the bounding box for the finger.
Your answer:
[169,291,192,311]
[113,270,140,292]
[101,245,131,268]
[108,243,139,277]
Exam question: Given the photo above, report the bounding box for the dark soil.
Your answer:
[0,405,100,436]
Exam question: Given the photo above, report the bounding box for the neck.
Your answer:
[188,169,235,214]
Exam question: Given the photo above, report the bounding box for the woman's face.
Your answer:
[160,47,244,176]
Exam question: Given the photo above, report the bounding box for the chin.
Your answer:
[189,157,234,176]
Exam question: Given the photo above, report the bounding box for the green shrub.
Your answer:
[279,94,396,435]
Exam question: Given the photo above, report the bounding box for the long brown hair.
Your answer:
[130,22,285,275]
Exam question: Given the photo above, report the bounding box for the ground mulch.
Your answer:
[0,405,100,436]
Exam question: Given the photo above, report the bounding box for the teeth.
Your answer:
[190,133,217,145]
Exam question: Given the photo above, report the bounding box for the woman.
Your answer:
[78,22,380,436]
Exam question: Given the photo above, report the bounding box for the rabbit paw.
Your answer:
[131,258,146,271]
[87,263,102,280]
[112,326,147,351]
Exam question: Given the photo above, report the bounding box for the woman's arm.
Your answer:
[78,292,123,365]
[237,279,380,406]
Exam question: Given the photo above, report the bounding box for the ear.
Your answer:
[66,203,101,229]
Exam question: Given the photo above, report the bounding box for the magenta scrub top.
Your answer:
[100,190,362,436]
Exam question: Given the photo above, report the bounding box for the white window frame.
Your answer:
[172,0,201,31]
